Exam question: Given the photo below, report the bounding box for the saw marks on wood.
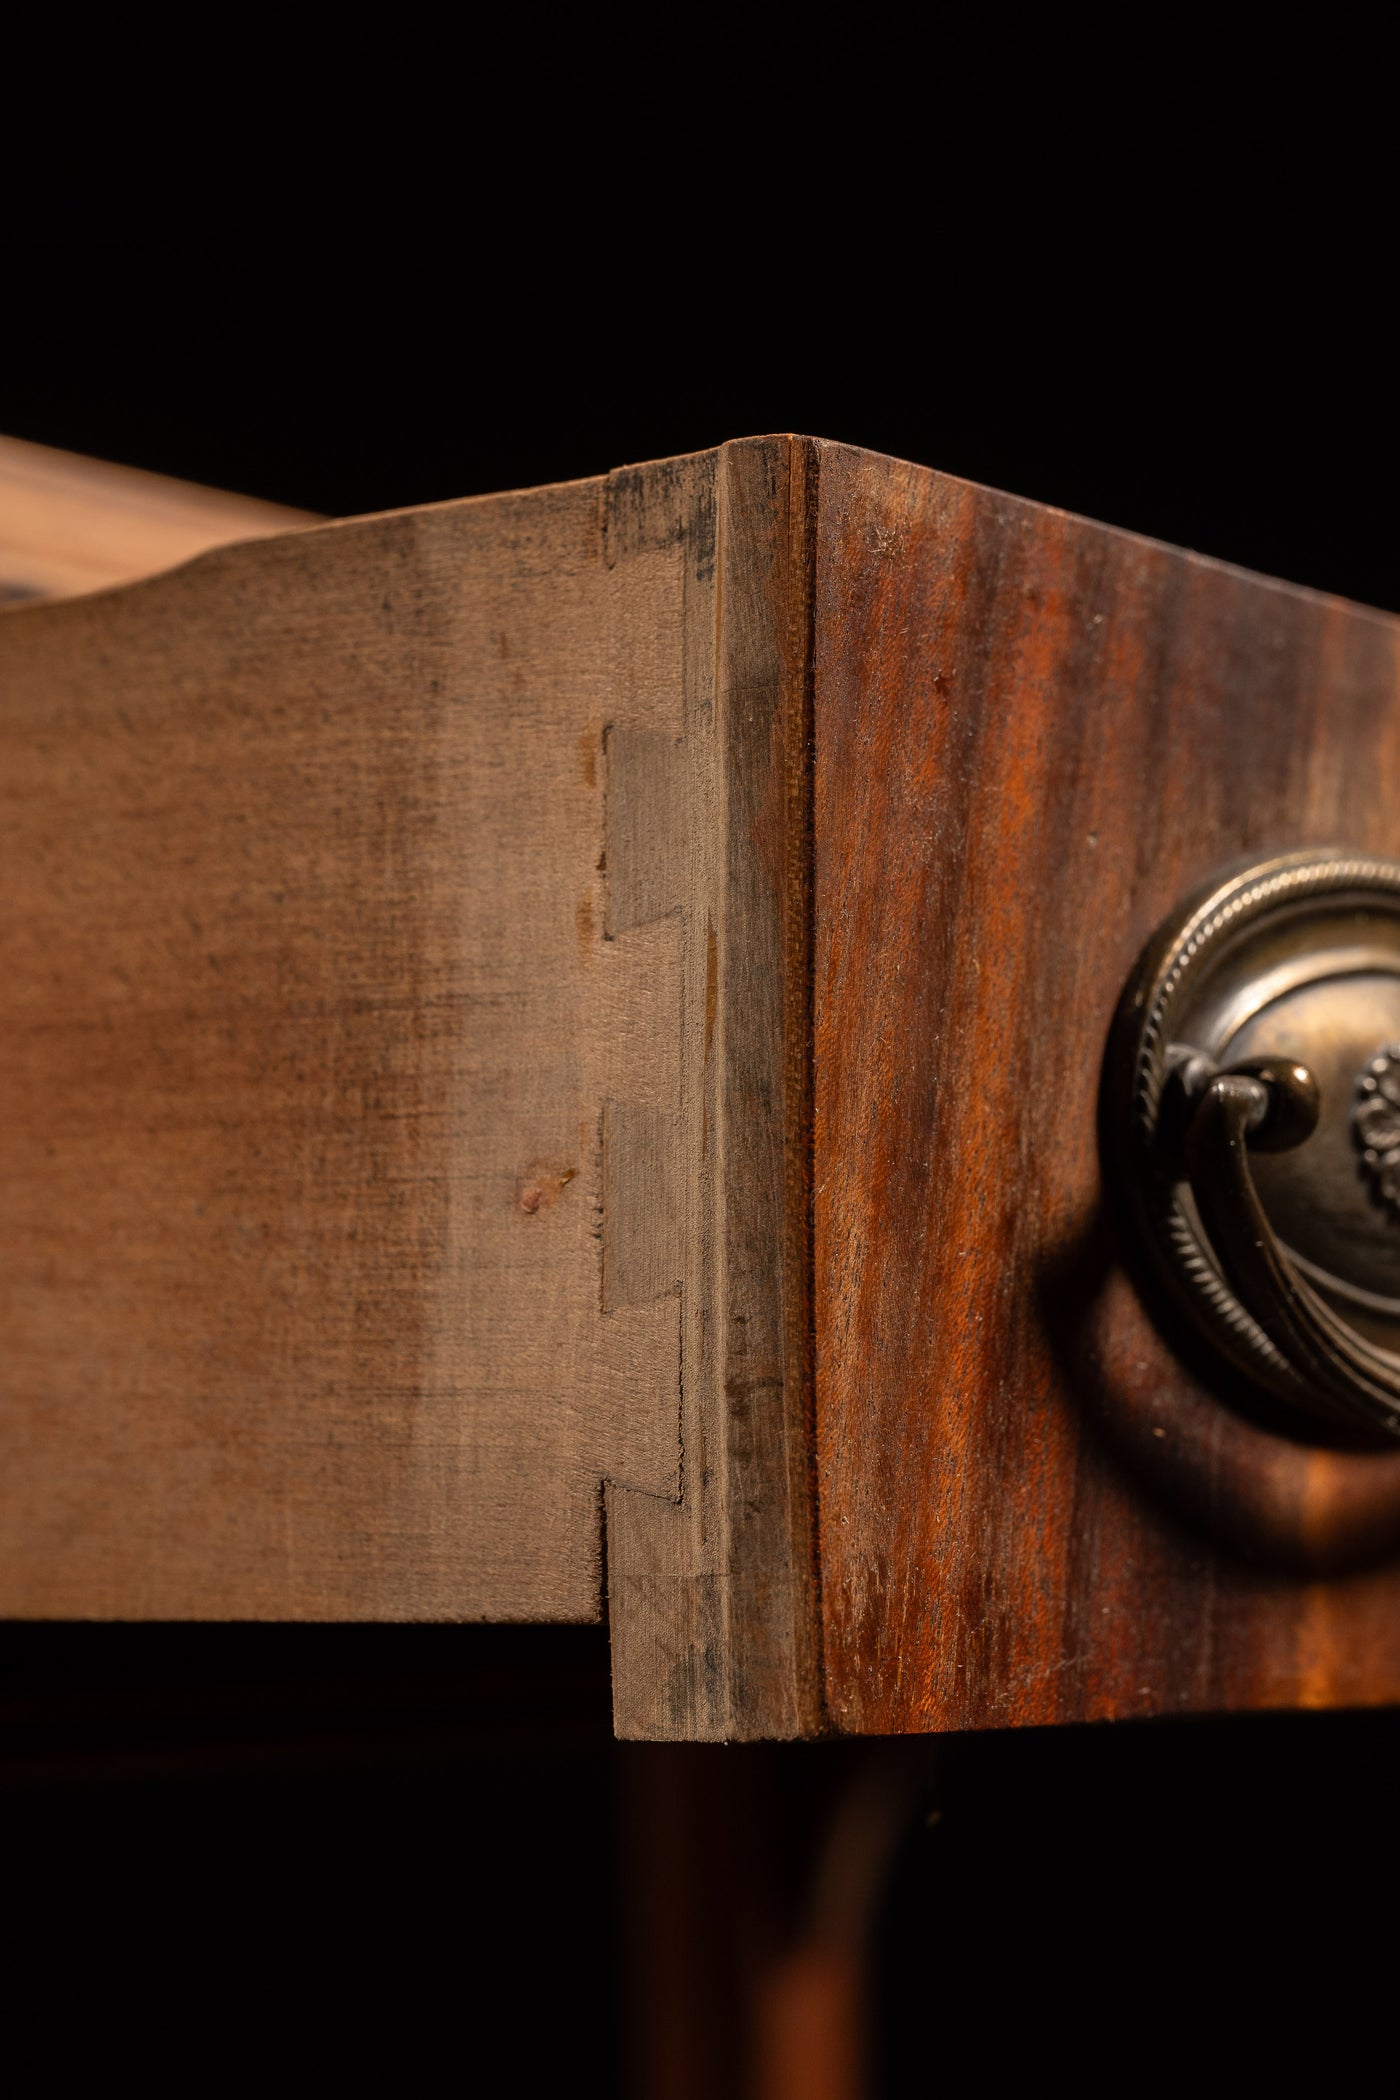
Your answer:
[0,472,673,1623]
[0,440,816,1741]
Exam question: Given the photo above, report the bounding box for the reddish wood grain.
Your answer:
[811,440,1400,1732]
[11,423,1400,1737]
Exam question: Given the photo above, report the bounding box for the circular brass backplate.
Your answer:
[1104,847,1400,1426]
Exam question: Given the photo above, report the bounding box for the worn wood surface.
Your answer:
[605,437,820,1739]
[0,433,317,603]
[0,441,816,1739]
[11,424,1400,1739]
[811,439,1400,1731]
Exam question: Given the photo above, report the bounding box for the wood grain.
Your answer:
[0,433,318,603]
[0,474,668,1621]
[13,423,1400,1739]
[0,439,815,1740]
[810,439,1400,1731]
[605,438,820,1739]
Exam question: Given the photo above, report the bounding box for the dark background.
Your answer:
[5,170,1399,2094]
[4,175,1397,616]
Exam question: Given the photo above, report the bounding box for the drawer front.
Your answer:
[811,440,1400,1731]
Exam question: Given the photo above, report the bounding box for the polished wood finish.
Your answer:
[0,433,317,603]
[811,441,1400,1731]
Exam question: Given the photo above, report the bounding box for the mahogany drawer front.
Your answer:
[809,446,1400,1733]
[3,434,1397,1738]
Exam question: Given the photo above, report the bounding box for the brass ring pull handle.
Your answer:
[1184,1061,1400,1436]
[1105,849,1400,1442]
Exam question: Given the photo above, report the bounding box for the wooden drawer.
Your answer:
[4,433,1399,1737]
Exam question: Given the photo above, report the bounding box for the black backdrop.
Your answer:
[5,205,1397,614]
[4,213,1399,2093]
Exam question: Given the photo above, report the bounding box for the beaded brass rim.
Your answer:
[1103,847,1400,1440]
